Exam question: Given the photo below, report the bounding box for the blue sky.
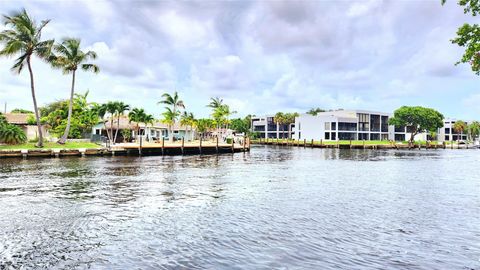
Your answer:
[0,0,478,120]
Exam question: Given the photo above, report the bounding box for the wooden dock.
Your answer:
[0,138,251,159]
[253,138,458,150]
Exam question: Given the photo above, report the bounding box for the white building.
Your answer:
[294,110,430,142]
[438,119,469,142]
[251,115,295,139]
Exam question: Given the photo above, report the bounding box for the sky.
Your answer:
[0,0,478,120]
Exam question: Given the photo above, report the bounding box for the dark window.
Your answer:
[445,128,450,134]
[370,115,380,132]
[395,126,405,133]
[358,113,369,131]
[325,132,330,140]
[298,132,301,139]
[381,116,389,132]
[338,132,356,140]
[358,133,368,140]
[370,133,380,140]
[331,132,336,140]
[338,122,357,131]
[395,134,405,141]
[332,122,336,131]
[445,135,449,140]
[381,134,389,140]
[254,126,265,132]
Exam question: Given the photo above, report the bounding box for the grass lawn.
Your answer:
[0,142,102,150]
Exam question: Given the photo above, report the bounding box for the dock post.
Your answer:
[247,137,251,151]
[304,139,306,148]
[21,149,27,159]
[199,137,203,154]
[350,140,352,149]
[216,136,219,154]
[443,141,446,149]
[311,139,314,148]
[161,138,165,155]
[243,137,246,152]
[320,139,323,147]
[139,134,143,156]
[451,141,453,149]
[181,137,185,155]
[231,139,235,153]
[363,140,366,149]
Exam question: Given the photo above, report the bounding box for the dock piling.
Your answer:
[161,138,165,155]
[199,137,203,154]
[181,137,185,155]
[216,136,219,154]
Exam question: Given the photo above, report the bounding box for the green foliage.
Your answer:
[40,91,99,138]
[0,124,27,144]
[26,114,36,125]
[128,108,154,135]
[306,107,326,116]
[453,120,468,134]
[11,108,33,114]
[468,121,480,139]
[51,38,99,74]
[207,97,236,128]
[388,106,444,142]
[121,129,132,141]
[196,118,214,134]
[446,0,480,74]
[230,118,250,133]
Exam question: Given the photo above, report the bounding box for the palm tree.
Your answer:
[284,112,299,139]
[162,107,180,141]
[468,121,480,142]
[158,91,184,142]
[0,9,54,147]
[113,102,130,144]
[274,112,285,139]
[453,120,467,141]
[105,101,117,143]
[207,97,223,109]
[96,103,111,142]
[180,111,195,141]
[128,108,146,142]
[51,38,99,144]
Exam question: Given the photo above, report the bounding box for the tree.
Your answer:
[274,112,286,139]
[180,111,195,141]
[158,91,184,142]
[128,108,147,142]
[468,121,480,141]
[230,118,250,134]
[388,106,444,143]
[0,124,27,144]
[453,120,468,141]
[113,101,130,144]
[0,9,54,147]
[196,118,214,138]
[50,38,99,144]
[40,91,98,139]
[284,112,299,139]
[306,107,325,116]
[443,0,480,75]
[162,107,180,141]
[11,108,33,114]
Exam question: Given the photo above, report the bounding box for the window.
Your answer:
[325,132,330,140]
[298,132,301,139]
[358,133,368,140]
[445,135,449,140]
[381,116,389,132]
[331,132,336,140]
[370,115,380,132]
[332,122,336,131]
[324,122,331,130]
[338,122,357,131]
[445,128,450,134]
[358,113,369,131]
[370,133,380,140]
[395,126,405,133]
[395,134,405,141]
[339,132,356,140]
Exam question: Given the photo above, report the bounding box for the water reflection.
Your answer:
[0,146,479,269]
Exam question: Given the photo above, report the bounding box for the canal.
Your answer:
[0,146,479,269]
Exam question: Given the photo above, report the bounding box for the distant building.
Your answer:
[438,119,469,142]
[293,110,430,142]
[4,113,48,141]
[251,115,295,139]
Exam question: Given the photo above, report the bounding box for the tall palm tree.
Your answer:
[162,107,180,141]
[180,111,195,141]
[453,120,467,141]
[128,108,146,141]
[105,101,117,143]
[96,103,111,142]
[468,121,480,142]
[158,91,184,142]
[274,112,285,139]
[0,9,54,147]
[113,102,130,143]
[51,38,99,144]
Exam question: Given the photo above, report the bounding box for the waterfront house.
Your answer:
[251,115,295,139]
[4,113,49,141]
[91,116,195,143]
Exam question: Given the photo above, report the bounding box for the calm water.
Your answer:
[0,146,479,269]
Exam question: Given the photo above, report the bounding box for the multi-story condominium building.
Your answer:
[293,110,430,142]
[251,115,295,139]
[438,119,469,142]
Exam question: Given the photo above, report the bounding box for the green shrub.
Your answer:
[0,124,27,145]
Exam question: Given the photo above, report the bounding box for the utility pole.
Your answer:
[4,102,6,113]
